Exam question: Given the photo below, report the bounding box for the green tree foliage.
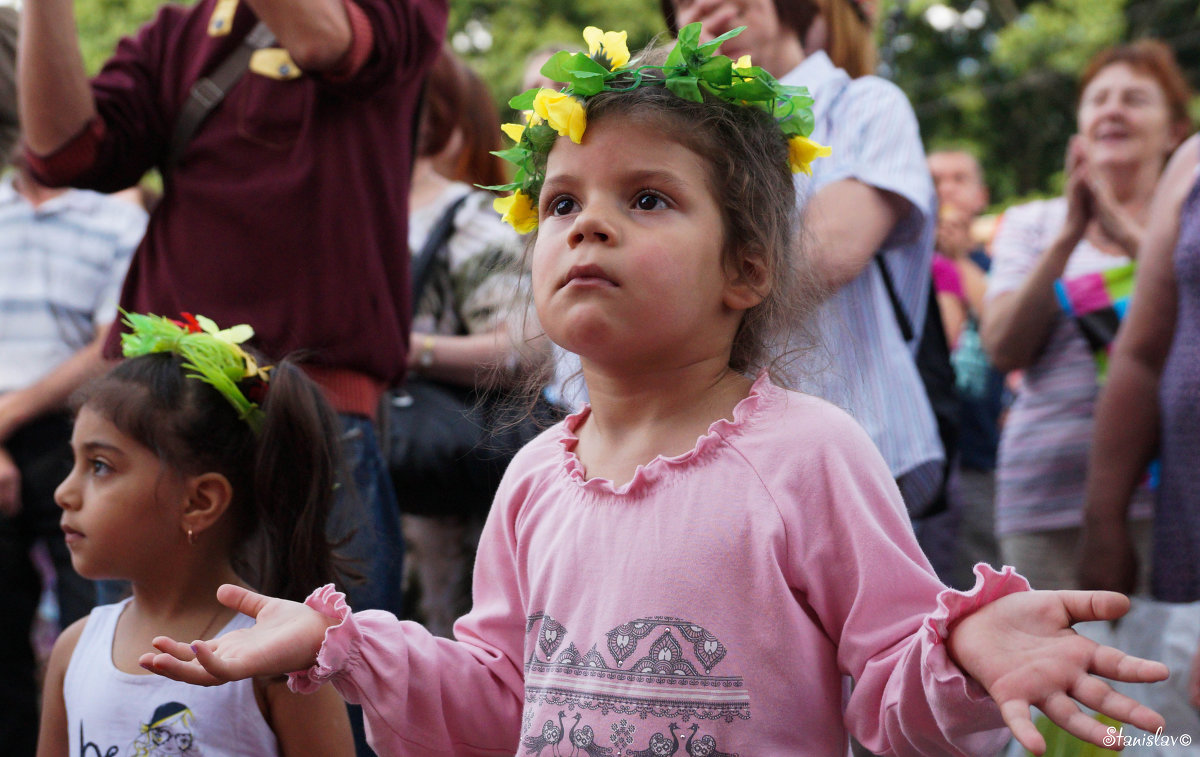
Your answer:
[69,0,1200,204]
[884,0,1200,206]
[75,0,169,74]
[446,0,664,115]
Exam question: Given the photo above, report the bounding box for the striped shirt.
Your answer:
[0,175,145,393]
[780,52,943,481]
[986,197,1153,535]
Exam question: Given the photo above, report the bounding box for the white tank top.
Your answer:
[64,598,281,757]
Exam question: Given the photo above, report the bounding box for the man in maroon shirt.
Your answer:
[19,0,445,635]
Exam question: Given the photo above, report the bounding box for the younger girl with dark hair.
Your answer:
[144,28,1167,756]
[37,313,353,757]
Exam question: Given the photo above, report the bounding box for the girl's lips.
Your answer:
[563,264,617,288]
[61,523,83,544]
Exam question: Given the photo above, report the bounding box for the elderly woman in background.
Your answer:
[981,40,1192,591]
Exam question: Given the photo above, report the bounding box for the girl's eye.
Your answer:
[88,458,112,477]
[550,197,577,216]
[635,192,666,211]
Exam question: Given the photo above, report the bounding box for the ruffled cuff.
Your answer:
[919,564,1031,750]
[926,563,1031,641]
[287,583,360,694]
[924,563,1031,708]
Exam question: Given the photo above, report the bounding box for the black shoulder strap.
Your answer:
[166,21,276,172]
[410,194,470,317]
[874,255,915,342]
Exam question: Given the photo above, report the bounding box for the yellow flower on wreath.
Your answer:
[501,110,546,144]
[533,89,587,144]
[583,26,630,71]
[787,134,832,175]
[493,191,539,234]
[500,122,526,143]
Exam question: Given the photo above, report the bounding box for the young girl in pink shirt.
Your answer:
[142,26,1168,756]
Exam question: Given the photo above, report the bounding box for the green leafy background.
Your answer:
[24,0,1200,210]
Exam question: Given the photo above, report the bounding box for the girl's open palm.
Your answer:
[948,590,1168,755]
[139,584,333,686]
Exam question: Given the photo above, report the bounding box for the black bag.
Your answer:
[381,380,557,517]
[381,195,557,517]
[875,256,960,519]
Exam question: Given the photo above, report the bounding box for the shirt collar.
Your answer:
[779,51,849,103]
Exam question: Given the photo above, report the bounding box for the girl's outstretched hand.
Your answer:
[947,590,1168,755]
[138,584,334,686]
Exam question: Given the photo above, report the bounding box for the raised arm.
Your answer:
[241,0,353,72]
[1077,134,1197,594]
[17,0,97,154]
[981,141,1090,372]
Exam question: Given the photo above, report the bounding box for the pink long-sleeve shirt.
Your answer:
[292,377,1023,755]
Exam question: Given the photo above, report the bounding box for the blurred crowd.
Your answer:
[2,0,1199,754]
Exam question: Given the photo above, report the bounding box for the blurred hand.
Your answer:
[948,590,1168,755]
[1078,521,1138,595]
[139,584,336,685]
[936,204,976,260]
[1087,176,1143,257]
[1061,135,1095,248]
[0,446,21,517]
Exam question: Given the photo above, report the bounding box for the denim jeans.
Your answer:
[334,414,404,613]
[334,415,403,756]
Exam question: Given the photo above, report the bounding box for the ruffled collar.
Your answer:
[556,373,779,497]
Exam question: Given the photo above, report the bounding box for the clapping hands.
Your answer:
[948,589,1168,755]
[1063,135,1144,257]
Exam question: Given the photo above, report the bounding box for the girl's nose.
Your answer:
[55,469,80,511]
[568,206,615,248]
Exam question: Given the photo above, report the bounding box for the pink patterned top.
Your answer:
[291,377,1024,756]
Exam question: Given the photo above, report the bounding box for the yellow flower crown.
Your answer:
[488,24,831,233]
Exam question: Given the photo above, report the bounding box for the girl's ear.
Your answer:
[723,251,770,311]
[180,472,234,539]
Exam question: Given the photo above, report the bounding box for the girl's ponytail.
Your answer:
[251,358,345,602]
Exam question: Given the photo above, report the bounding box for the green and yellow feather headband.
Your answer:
[120,311,271,433]
[488,23,831,233]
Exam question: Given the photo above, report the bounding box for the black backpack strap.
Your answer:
[166,21,276,172]
[874,255,915,341]
[410,194,470,316]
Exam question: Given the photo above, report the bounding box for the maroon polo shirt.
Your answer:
[29,0,447,415]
